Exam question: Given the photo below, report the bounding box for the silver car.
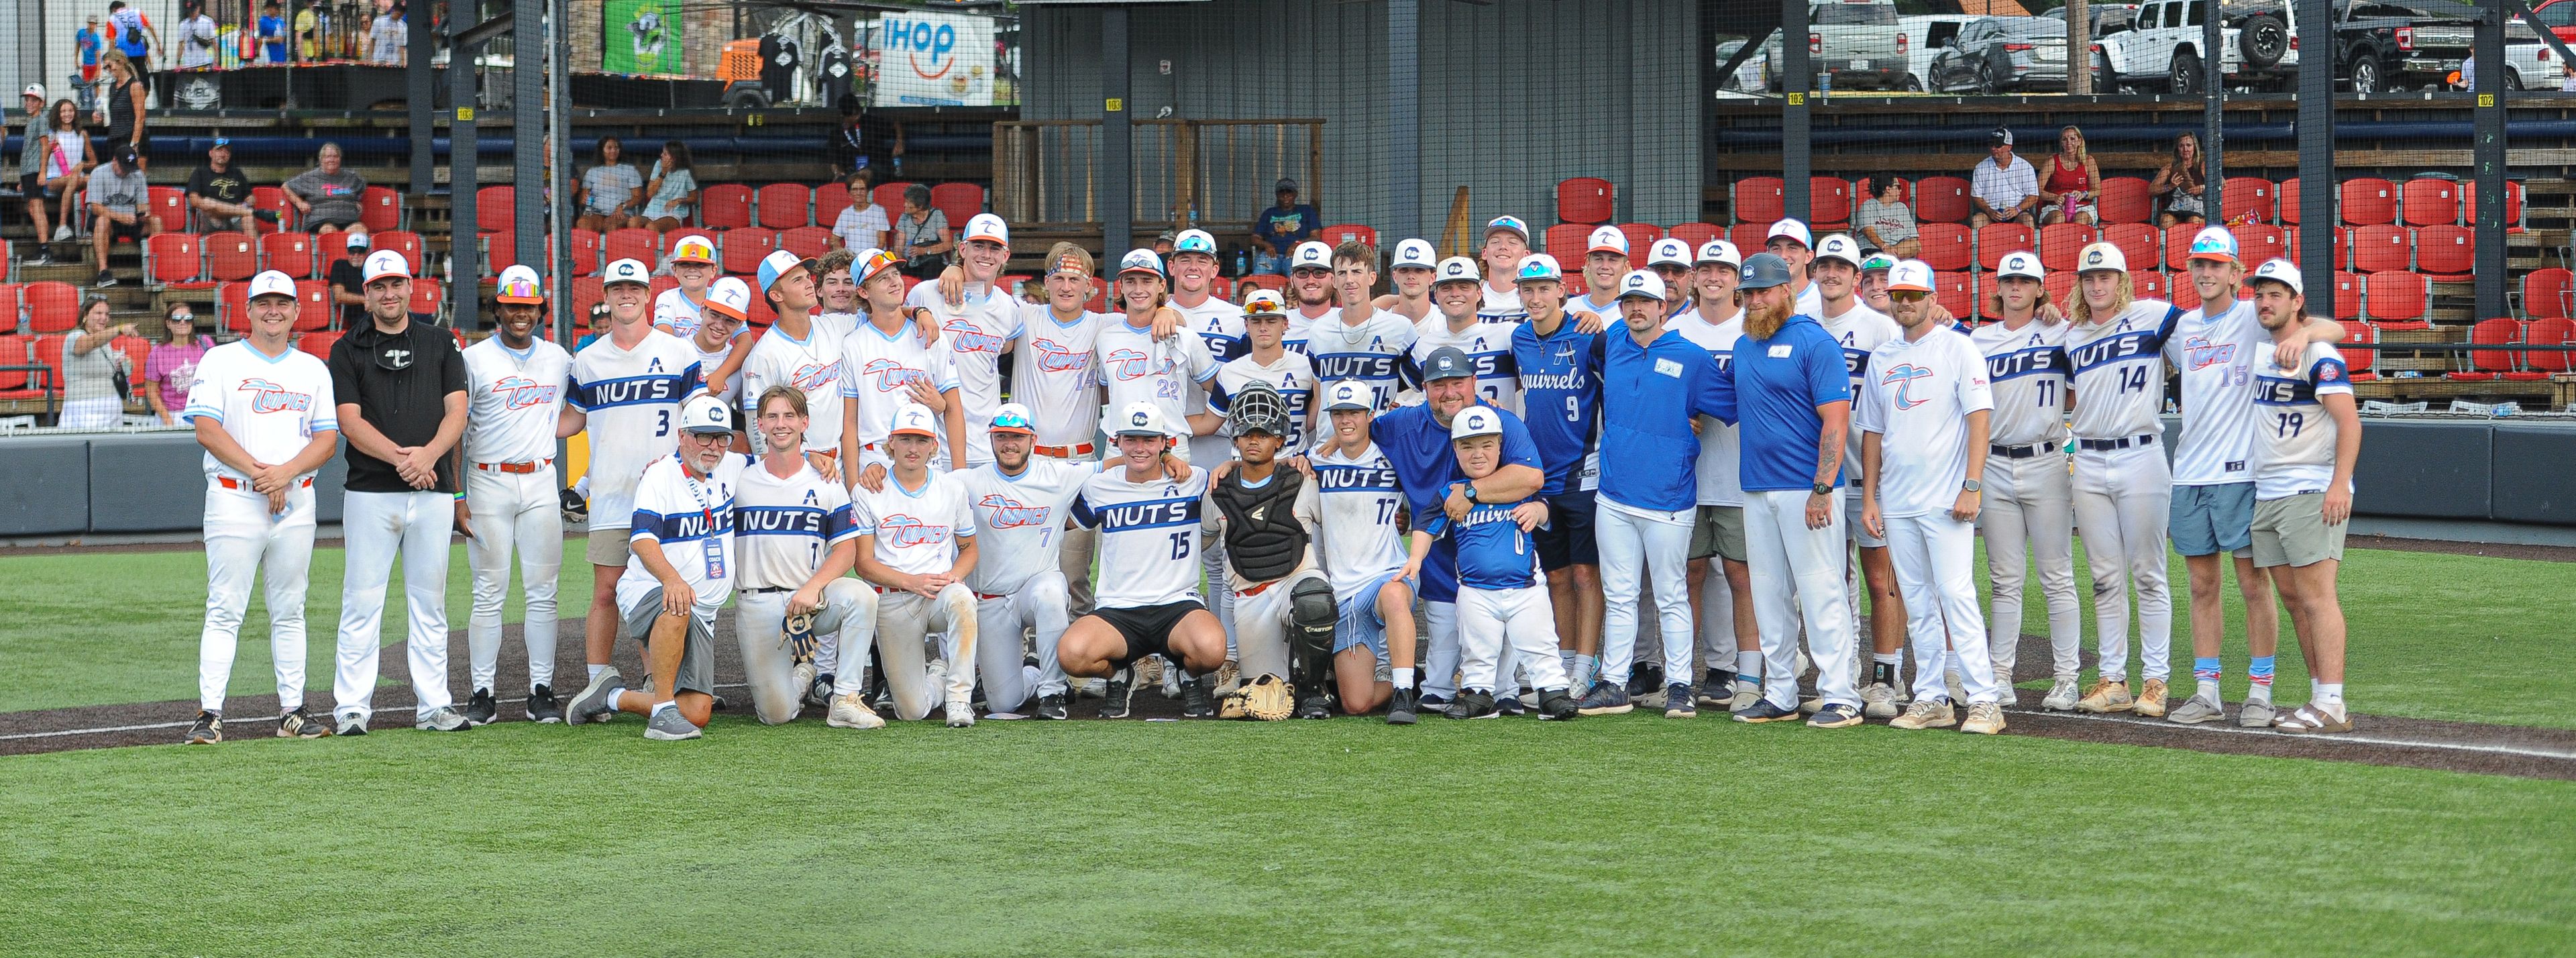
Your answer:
[1927,17,2075,93]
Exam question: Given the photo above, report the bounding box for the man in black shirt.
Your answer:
[327,226,372,329]
[326,248,472,735]
[184,137,276,233]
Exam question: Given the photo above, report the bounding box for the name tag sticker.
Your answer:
[1654,358,1684,378]
[1768,345,1793,358]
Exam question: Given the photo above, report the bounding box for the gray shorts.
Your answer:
[2171,482,2256,557]
[588,527,633,566]
[1844,487,1886,549]
[621,588,718,696]
[2251,492,2347,569]
[1690,504,1747,564]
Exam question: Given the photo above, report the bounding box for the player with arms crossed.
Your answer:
[455,266,573,725]
[2240,260,2362,734]
[1060,403,1224,719]
[847,403,982,727]
[1408,257,1521,415]
[1970,251,2079,708]
[953,403,1093,720]
[1401,406,1580,721]
[1312,380,1425,724]
[734,386,877,726]
[1202,384,1346,718]
[182,270,341,744]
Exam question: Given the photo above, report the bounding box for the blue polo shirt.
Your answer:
[1507,317,1603,497]
[1716,313,1852,492]
[1373,401,1540,603]
[1598,328,1731,514]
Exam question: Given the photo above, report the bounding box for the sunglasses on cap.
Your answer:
[989,409,1036,432]
[859,249,903,280]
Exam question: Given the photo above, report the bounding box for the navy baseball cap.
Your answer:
[1739,253,1793,291]
[1419,346,1475,382]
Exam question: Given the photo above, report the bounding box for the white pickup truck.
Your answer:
[1764,0,1914,92]
[2096,0,2477,94]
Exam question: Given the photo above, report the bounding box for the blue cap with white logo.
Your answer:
[2187,226,2240,264]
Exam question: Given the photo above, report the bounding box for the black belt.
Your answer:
[1989,442,2053,459]
[742,586,794,594]
[2076,434,2157,451]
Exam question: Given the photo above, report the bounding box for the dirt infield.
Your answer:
[7,620,2573,781]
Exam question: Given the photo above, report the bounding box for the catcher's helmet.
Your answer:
[1228,381,1293,437]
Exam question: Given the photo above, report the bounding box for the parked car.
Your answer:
[1927,17,2077,93]
[1765,0,1913,91]
[1898,14,1977,91]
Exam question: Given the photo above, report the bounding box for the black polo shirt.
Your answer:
[329,317,468,494]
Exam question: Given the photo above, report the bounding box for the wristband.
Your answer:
[453,492,467,500]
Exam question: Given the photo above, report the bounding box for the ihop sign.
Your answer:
[875,11,996,107]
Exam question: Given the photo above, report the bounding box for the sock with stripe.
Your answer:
[2194,656,2222,704]
[1870,651,1899,688]
[2247,656,2275,704]
[1736,651,1764,692]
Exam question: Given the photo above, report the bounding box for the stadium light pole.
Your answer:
[553,0,573,349]
[2472,4,2506,322]
[409,0,434,196]
[449,0,480,334]
[2296,0,2332,302]
[2203,0,2223,213]
[1101,6,1132,259]
[1782,0,1809,221]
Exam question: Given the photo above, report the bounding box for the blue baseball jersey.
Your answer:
[1421,498,1543,591]
[1507,319,1605,496]
[1597,329,1732,514]
[1371,401,1541,603]
[1714,314,1854,493]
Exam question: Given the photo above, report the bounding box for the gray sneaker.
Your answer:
[566,668,626,725]
[415,706,470,732]
[1993,666,2019,706]
[2167,694,2227,725]
[644,706,703,741]
[2237,699,2277,729]
[1860,682,1901,719]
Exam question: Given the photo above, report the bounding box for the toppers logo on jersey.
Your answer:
[861,359,927,392]
[944,317,1006,354]
[237,378,313,413]
[978,494,1050,528]
[2182,335,2237,370]
[1104,348,1165,381]
[491,376,559,410]
[874,513,951,548]
[1882,364,1936,410]
[790,361,844,393]
[1031,338,1091,374]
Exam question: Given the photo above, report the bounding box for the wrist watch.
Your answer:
[1811,482,1832,497]
[1464,483,1481,504]
[1962,479,1982,492]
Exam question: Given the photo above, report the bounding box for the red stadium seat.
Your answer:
[2043,270,2077,309]
[2096,176,2153,225]
[409,278,443,318]
[2463,180,2525,232]
[757,183,814,229]
[1933,270,1975,319]
[147,186,186,230]
[2099,223,2158,271]
[315,230,360,270]
[929,183,984,228]
[296,329,341,360]
[476,186,515,234]
[34,335,67,396]
[1733,177,1784,225]
[217,281,252,333]
[1237,274,1286,295]
[23,281,79,333]
[1974,223,2034,272]
[1556,177,1614,225]
[2363,272,2426,323]
[143,232,205,290]
[1548,223,1595,258]
[2525,317,2574,373]
[2162,223,2204,272]
[2329,271,2364,320]
[2524,268,2573,320]
[1666,222,1722,250]
[743,285,777,328]
[0,286,17,333]
[360,185,404,232]
[650,275,679,301]
[294,280,332,331]
[260,231,315,278]
[2220,177,2274,223]
[2350,224,2410,274]
[722,227,776,274]
[2229,223,2285,266]
[250,187,292,227]
[2401,177,2459,227]
[116,335,153,394]
[1808,177,1851,231]
[1726,223,1768,258]
[872,182,915,217]
[203,232,260,283]
[2278,178,2302,225]
[372,231,424,276]
[1917,223,1972,272]
[700,184,754,229]
[568,228,602,276]
[1319,224,1379,250]
[604,228,661,267]
[2036,223,2096,272]
[2283,225,2350,272]
[0,333,42,401]
[569,276,604,329]
[2334,319,2375,374]
[2135,270,2167,301]
[1207,276,1234,302]
[777,226,832,261]
[2465,317,2522,374]
[2339,178,2396,226]
[2416,225,2473,282]
[1915,176,1972,224]
[814,183,853,226]
[1616,223,1664,255]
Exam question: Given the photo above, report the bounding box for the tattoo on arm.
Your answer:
[1815,430,1843,487]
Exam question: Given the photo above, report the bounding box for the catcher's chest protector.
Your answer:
[1211,470,1309,583]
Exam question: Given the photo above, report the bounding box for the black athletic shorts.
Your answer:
[19,172,41,197]
[107,219,145,244]
[1532,489,1599,572]
[1089,600,1206,667]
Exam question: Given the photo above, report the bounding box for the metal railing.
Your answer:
[992,118,1324,229]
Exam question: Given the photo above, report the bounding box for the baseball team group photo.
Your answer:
[3,1,2572,953]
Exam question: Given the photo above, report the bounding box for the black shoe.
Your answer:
[804,672,835,710]
[1101,679,1135,718]
[1181,676,1216,718]
[1627,665,1664,698]
[464,688,499,727]
[1296,694,1333,720]
[1497,692,1528,716]
[1386,688,1418,725]
[1445,690,1500,719]
[1539,689,1580,721]
[276,706,331,738]
[93,270,117,288]
[1035,693,1069,720]
[526,684,564,723]
[185,710,221,744]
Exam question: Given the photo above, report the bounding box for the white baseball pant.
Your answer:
[1228,568,1323,684]
[1595,504,1695,687]
[1697,555,1742,668]
[972,570,1071,712]
[870,583,981,721]
[333,489,458,723]
[1456,583,1571,693]
[1884,512,2004,704]
[1746,488,1861,710]
[1981,451,2082,682]
[2072,444,2174,684]
[1420,596,1526,700]
[199,478,319,714]
[464,466,561,694]
[736,579,877,724]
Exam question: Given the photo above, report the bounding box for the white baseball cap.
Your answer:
[2248,258,2304,296]
[1289,241,1334,272]
[361,249,412,283]
[1449,405,1504,441]
[1813,233,1863,268]
[604,257,653,287]
[1433,256,1479,286]
[1586,225,1628,256]
[2074,242,2128,274]
[1322,380,1373,412]
[1112,401,1169,437]
[1391,238,1437,270]
[1171,227,1216,256]
[1647,238,1693,270]
[1995,250,2044,281]
[21,84,44,101]
[888,401,940,439]
[758,248,817,292]
[989,402,1038,435]
[1615,270,1667,302]
[1887,260,1936,294]
[1514,254,1563,284]
[1241,289,1288,317]
[669,233,716,266]
[1766,218,1813,249]
[963,213,1011,247]
[704,276,752,321]
[1485,215,1531,242]
[494,264,545,305]
[1696,239,1743,268]
[678,395,733,435]
[247,269,298,302]
[1118,248,1165,278]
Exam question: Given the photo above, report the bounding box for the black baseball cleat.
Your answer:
[464,688,499,727]
[1180,676,1217,718]
[525,684,564,723]
[276,706,331,739]
[558,488,589,524]
[1627,665,1664,699]
[1385,688,1419,725]
[1100,679,1135,718]
[1297,694,1334,720]
[1034,693,1069,720]
[1446,690,1501,720]
[185,710,221,744]
[1539,689,1580,721]
[804,673,835,710]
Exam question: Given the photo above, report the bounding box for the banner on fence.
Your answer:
[873,10,996,107]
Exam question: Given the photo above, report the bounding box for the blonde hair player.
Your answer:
[653,233,720,337]
[734,386,879,726]
[455,265,574,725]
[2060,242,2184,714]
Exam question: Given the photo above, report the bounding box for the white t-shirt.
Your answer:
[694,337,741,411]
[460,336,572,466]
[1409,315,1523,417]
[2251,339,2355,500]
[1201,471,1322,592]
[953,458,1091,594]
[1968,318,2072,448]
[1670,309,1745,507]
[1093,315,1218,459]
[737,317,849,457]
[1069,466,1210,608]
[1283,307,1334,355]
[840,314,962,469]
[1795,281,1824,319]
[619,452,753,611]
[1856,327,1994,519]
[853,469,979,578]
[653,288,708,338]
[733,458,861,591]
[831,204,891,252]
[180,341,339,484]
[1304,307,1417,411]
[2165,299,2267,486]
[2065,299,2184,441]
[570,329,704,532]
[1170,295,1245,465]
[905,282,1022,467]
[1820,301,1902,485]
[1206,352,1317,451]
[1477,281,1527,323]
[1309,442,1408,596]
[1013,305,1106,451]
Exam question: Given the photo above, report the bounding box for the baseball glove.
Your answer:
[780,612,818,660]
[1220,673,1295,721]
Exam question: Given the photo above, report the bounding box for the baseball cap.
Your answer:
[1391,238,1437,270]
[1995,250,2045,281]
[669,233,716,266]
[1117,248,1165,278]
[1434,256,1479,286]
[988,403,1038,435]
[345,231,371,249]
[2075,242,2128,274]
[1586,225,1629,256]
[678,395,734,435]
[1155,229,1177,246]
[1241,289,1287,317]
[1990,127,2015,147]
[704,276,752,321]
[211,136,230,149]
[888,402,940,439]
[1171,227,1216,256]
[855,248,902,284]
[757,248,817,292]
[1322,380,1373,412]
[361,249,411,283]
[963,213,1011,246]
[1766,219,1813,249]
[1419,346,1476,383]
[22,84,44,101]
[1449,405,1504,442]
[1615,270,1667,303]
[1696,239,1743,268]
[1289,241,1334,272]
[246,270,298,302]
[494,264,545,305]
[1647,238,1692,270]
[1813,233,1863,268]
[113,146,139,167]
[2248,258,2304,296]
[1514,254,1564,284]
[1485,215,1530,242]
[1859,252,1898,274]
[2187,225,2240,264]
[1886,260,1936,294]
[1275,178,1299,194]
[1112,401,1169,437]
[1739,253,1793,290]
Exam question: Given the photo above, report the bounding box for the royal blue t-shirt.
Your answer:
[1507,317,1603,497]
[260,15,288,62]
[1598,328,1731,513]
[1373,401,1540,603]
[1715,313,1853,493]
[1421,498,1543,591]
[1254,203,1319,251]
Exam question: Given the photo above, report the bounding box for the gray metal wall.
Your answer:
[0,433,350,538]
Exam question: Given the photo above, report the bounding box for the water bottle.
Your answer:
[1234,249,1248,276]
[1819,69,1832,98]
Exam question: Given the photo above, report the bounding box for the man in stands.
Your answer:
[85,146,160,288]
[1251,178,1318,275]
[282,142,366,234]
[186,137,273,233]
[1970,127,2041,229]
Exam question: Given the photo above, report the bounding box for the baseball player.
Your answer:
[182,269,341,744]
[327,248,472,734]
[1674,239,1761,710]
[1165,227,1246,469]
[1307,241,1417,411]
[652,233,720,337]
[1858,251,1898,315]
[1013,244,1111,618]
[1766,219,1825,317]
[1375,237,1440,323]
[1281,240,1338,353]
[1858,260,2006,735]
[1586,270,1734,718]
[847,402,983,727]
[692,276,751,441]
[2240,259,2361,735]
[816,248,863,318]
[1095,249,1219,460]
[1971,250,2080,708]
[2061,242,2183,713]
[1711,252,1866,729]
[1811,232,1909,717]
[1646,238,1697,319]
[1312,380,1424,724]
[734,385,876,725]
[1196,290,1317,452]
[906,213,1024,469]
[566,395,750,741]
[1408,256,1521,415]
[1399,405,1579,721]
[954,403,1093,721]
[843,248,968,472]
[1507,253,1608,693]
[1201,385,1346,718]
[1060,403,1226,719]
[1476,217,1534,323]
[455,265,572,726]
[1564,225,1630,328]
[733,249,849,468]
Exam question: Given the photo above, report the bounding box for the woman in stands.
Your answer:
[892,184,953,281]
[574,136,642,234]
[60,297,137,431]
[144,302,214,426]
[97,51,149,172]
[2039,125,2100,227]
[2151,131,2207,229]
[37,99,95,248]
[636,140,699,233]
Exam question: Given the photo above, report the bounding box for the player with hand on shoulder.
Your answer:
[1408,256,1520,415]
[1971,251,2078,708]
[1013,244,1112,618]
[2239,260,2362,735]
[1201,384,1344,718]
[1401,406,1579,721]
[1312,380,1424,724]
[1096,250,1218,461]
[1673,239,1762,710]
[843,249,968,472]
[690,276,752,448]
[1507,254,1609,694]
[953,404,1093,720]
[910,213,1025,469]
[1163,228,1246,468]
[1308,241,1417,412]
[733,386,875,725]
[815,248,863,319]
[2061,242,2183,714]
[456,266,573,725]
[1195,290,1317,454]
[731,250,849,476]
[652,233,720,337]
[846,402,982,727]
[1060,404,1224,719]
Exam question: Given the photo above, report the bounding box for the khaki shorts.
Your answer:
[2250,492,2346,569]
[588,527,633,566]
[1690,504,1747,564]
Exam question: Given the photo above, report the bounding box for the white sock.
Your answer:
[2196,678,2221,704]
[2316,682,2344,708]
[649,700,676,717]
[574,476,591,496]
[1393,667,1415,690]
[1572,654,1598,685]
[588,663,606,682]
[2247,682,2273,705]
[1872,651,1900,667]
[1735,651,1763,687]
[1560,649,1578,676]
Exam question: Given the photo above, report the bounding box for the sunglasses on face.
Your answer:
[1888,290,1931,303]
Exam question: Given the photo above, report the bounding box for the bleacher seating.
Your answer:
[2351,224,2410,273]
[724,227,777,274]
[604,228,661,266]
[205,232,260,283]
[1666,222,1722,250]
[2335,320,2376,378]
[873,182,915,215]
[701,184,755,229]
[1915,176,1971,224]
[2340,178,2397,225]
[359,186,404,232]
[262,232,316,278]
[1319,224,1378,249]
[2221,177,2273,223]
[2036,223,2094,272]
[777,226,832,260]
[476,186,515,234]
[1975,223,2033,272]
[1932,271,1974,320]
[758,184,815,229]
[25,282,79,333]
[1733,177,1784,226]
[2330,272,2364,320]
[1807,177,1851,231]
[294,280,332,331]
[815,183,853,225]
[1558,178,1613,225]
[1918,223,1972,272]
[143,233,205,290]
[1725,222,1767,258]
[2364,272,2426,323]
[929,183,984,227]
[2417,225,2473,282]
[2096,176,2153,224]
[2524,268,2572,320]
[375,231,425,276]
[1615,223,1664,255]
[2402,177,2459,227]
[2527,317,2574,373]
[1549,223,1595,259]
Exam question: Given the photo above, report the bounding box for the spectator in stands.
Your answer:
[1251,178,1318,275]
[60,297,137,430]
[2561,61,2576,93]
[828,168,889,252]
[830,96,903,179]
[366,0,407,66]
[17,88,58,265]
[2151,131,2208,228]
[187,138,272,233]
[284,142,366,233]
[78,16,108,88]
[86,146,160,288]
[1152,229,1176,258]
[258,2,289,63]
[2038,125,2100,226]
[330,226,373,327]
[892,183,953,280]
[1969,127,2039,229]
[636,140,698,232]
[295,2,321,60]
[1854,176,1919,260]
[574,136,642,233]
[105,3,160,106]
[97,51,149,170]
[36,98,95,250]
[144,302,214,425]
[173,1,219,72]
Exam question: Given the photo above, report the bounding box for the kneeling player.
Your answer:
[1404,407,1579,721]
[954,404,1090,720]
[734,386,877,725]
[849,402,982,727]
[1204,383,1344,719]
[1059,403,1225,718]
[1313,380,1421,723]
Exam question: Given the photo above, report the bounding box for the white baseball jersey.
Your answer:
[1094,315,1218,453]
[618,451,753,610]
[1821,302,1902,484]
[1200,472,1321,592]
[2251,339,2354,500]
[841,317,962,465]
[1069,466,1210,608]
[1796,281,1824,319]
[1670,310,1746,507]
[1283,308,1334,354]
[1309,442,1409,596]
[2165,299,2267,486]
[1564,290,1620,327]
[2065,299,2184,439]
[1014,305,1106,450]
[1410,315,1523,416]
[1206,352,1317,451]
[181,341,339,480]
[732,459,861,590]
[1305,308,1417,410]
[737,318,849,457]
[907,282,1024,466]
[570,329,703,532]
[694,337,741,411]
[1477,281,1527,323]
[460,337,571,465]
[1856,327,1995,519]
[653,287,708,337]
[953,458,1089,594]
[1171,295,1246,465]
[1969,319,2072,447]
[852,469,978,578]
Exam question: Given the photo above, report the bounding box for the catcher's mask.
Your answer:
[1228,381,1292,438]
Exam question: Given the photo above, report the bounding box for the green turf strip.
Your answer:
[2,718,2570,955]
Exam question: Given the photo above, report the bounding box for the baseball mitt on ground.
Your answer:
[1220,673,1295,721]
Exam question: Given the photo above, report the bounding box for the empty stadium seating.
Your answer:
[1558,178,1614,225]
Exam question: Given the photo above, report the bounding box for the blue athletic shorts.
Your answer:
[1333,569,1401,664]
[2169,482,2255,557]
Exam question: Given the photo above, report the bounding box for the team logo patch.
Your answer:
[1882,363,1935,411]
[978,494,1049,527]
[1131,410,1152,427]
[491,375,559,410]
[2318,364,2342,382]
[874,513,949,548]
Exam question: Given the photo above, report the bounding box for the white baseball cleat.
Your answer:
[2040,677,2082,712]
[827,692,885,730]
